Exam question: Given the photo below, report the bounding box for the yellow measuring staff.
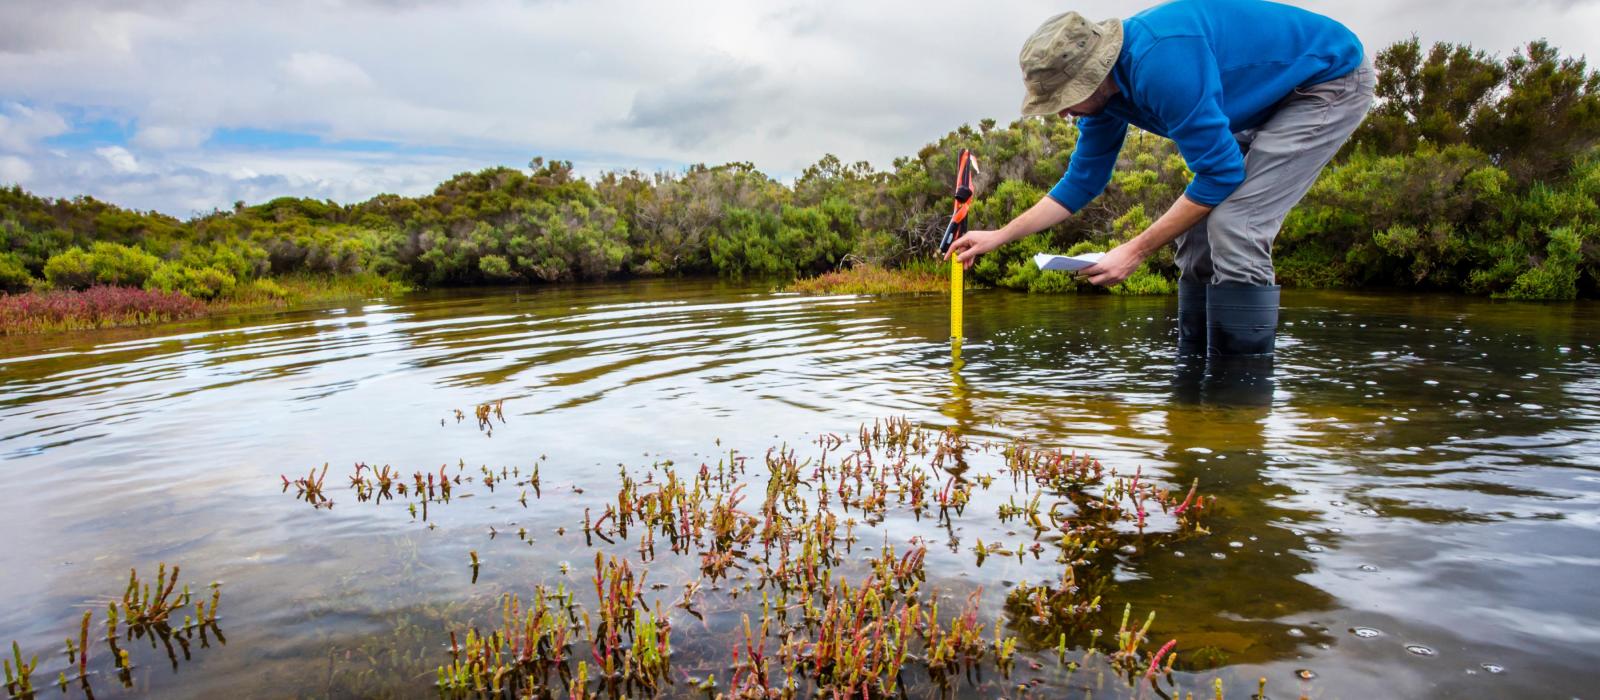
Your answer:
[937,149,979,342]
[951,256,963,340]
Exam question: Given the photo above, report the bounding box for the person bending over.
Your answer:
[949,0,1374,357]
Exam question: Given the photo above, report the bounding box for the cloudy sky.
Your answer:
[2,0,1596,217]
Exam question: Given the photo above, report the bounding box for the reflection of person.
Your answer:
[948,0,1374,358]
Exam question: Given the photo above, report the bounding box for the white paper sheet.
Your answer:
[1033,252,1105,272]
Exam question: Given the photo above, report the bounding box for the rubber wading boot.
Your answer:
[1176,277,1208,357]
[1206,283,1281,358]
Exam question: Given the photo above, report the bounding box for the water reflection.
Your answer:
[0,281,1596,698]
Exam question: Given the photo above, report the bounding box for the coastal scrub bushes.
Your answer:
[0,38,1595,301]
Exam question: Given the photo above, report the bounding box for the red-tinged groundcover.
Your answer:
[0,286,206,335]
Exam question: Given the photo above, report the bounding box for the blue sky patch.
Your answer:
[42,116,132,149]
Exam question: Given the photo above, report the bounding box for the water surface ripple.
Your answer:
[1,279,1596,698]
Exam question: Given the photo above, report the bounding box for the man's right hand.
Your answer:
[947,229,1010,269]
[944,195,1072,268]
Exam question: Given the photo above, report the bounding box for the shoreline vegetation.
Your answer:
[0,274,407,336]
[2,37,1597,334]
[786,260,951,296]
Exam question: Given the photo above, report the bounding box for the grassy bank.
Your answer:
[0,273,410,336]
[787,262,952,295]
[213,272,411,311]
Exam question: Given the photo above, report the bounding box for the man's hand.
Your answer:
[943,196,1072,269]
[1079,241,1147,287]
[946,229,1011,269]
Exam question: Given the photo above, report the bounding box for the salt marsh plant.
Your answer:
[282,463,331,508]
[4,641,38,699]
[0,286,206,336]
[283,417,1232,697]
[6,563,223,699]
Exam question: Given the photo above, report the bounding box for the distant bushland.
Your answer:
[2,37,1596,314]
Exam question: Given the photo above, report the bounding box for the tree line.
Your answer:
[2,37,1596,301]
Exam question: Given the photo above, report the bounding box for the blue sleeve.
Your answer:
[1046,115,1128,213]
[1134,37,1243,206]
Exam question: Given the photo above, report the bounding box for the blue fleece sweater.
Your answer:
[1046,0,1363,212]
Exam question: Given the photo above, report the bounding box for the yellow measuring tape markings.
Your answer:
[951,255,963,340]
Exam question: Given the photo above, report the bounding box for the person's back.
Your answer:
[1123,0,1363,132]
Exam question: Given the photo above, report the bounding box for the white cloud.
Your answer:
[131,124,211,150]
[94,145,140,173]
[0,103,69,153]
[0,0,1596,215]
[0,155,33,184]
[281,51,375,90]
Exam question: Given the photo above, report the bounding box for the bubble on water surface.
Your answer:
[1351,627,1382,638]
[1520,403,1543,410]
[1229,541,1243,548]
[1406,644,1437,657]
[1295,669,1317,680]
[1480,663,1504,674]
[1212,552,1227,560]
[1286,627,1306,638]
[1307,544,1325,552]
[1359,564,1379,572]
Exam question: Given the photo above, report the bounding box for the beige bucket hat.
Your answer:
[1019,12,1123,117]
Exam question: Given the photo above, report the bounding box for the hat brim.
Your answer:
[1020,18,1123,118]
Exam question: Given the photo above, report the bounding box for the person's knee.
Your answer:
[1205,203,1275,286]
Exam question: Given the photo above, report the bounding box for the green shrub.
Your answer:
[42,247,96,289]
[146,263,237,300]
[709,202,855,279]
[43,242,161,290]
[478,254,515,280]
[1498,225,1585,299]
[0,251,34,293]
[710,208,786,278]
[246,278,290,300]
[86,242,160,287]
[181,240,269,280]
[1110,266,1176,295]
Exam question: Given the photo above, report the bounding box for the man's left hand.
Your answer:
[1079,242,1147,287]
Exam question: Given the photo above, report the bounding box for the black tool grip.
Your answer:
[938,217,964,254]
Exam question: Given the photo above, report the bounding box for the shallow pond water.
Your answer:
[1,279,1597,698]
